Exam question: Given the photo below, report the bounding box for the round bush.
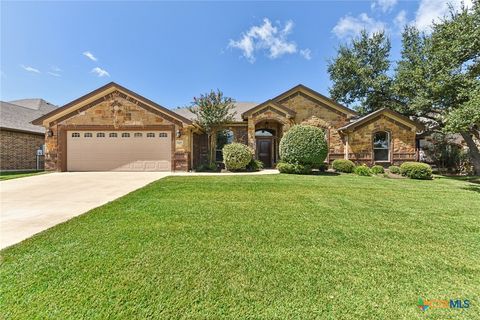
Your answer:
[222,143,253,171]
[400,162,432,180]
[332,159,356,173]
[279,125,327,167]
[354,164,372,176]
[277,162,312,175]
[388,165,401,174]
[371,165,385,174]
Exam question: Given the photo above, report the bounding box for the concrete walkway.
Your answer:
[0,170,278,249]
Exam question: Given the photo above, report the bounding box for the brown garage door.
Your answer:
[67,131,171,171]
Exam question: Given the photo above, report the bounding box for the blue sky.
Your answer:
[0,0,469,109]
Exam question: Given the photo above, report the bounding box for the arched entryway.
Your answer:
[255,120,283,168]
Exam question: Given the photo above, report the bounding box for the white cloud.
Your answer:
[51,65,62,72]
[332,13,387,39]
[20,65,40,73]
[394,10,408,30]
[371,0,398,13]
[91,67,110,77]
[229,18,307,63]
[300,48,312,60]
[414,0,473,32]
[48,72,61,77]
[83,51,98,61]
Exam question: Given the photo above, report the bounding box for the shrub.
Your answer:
[279,125,327,167]
[222,143,253,171]
[388,165,401,174]
[277,162,312,175]
[196,162,217,172]
[332,159,356,173]
[354,165,371,176]
[246,159,263,172]
[371,165,385,174]
[400,162,433,180]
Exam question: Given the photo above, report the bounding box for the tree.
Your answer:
[328,30,394,114]
[188,90,236,163]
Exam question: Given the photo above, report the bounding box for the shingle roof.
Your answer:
[0,99,57,134]
[173,101,258,122]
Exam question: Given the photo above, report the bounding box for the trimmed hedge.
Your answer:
[279,125,327,167]
[246,159,263,172]
[400,162,433,180]
[388,165,401,174]
[371,165,385,174]
[332,159,356,173]
[277,162,312,175]
[354,165,372,176]
[222,143,253,171]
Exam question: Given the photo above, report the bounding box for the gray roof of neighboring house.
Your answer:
[173,102,258,122]
[0,99,58,134]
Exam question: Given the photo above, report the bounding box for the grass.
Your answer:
[0,170,46,181]
[1,174,479,319]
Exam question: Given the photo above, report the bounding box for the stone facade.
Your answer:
[0,130,45,170]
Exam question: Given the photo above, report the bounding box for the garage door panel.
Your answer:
[67,131,171,171]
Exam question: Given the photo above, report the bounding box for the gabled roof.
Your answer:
[32,82,193,126]
[272,84,358,116]
[241,99,296,119]
[338,108,421,132]
[1,99,57,134]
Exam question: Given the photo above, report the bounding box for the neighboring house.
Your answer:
[1,99,57,170]
[32,82,421,172]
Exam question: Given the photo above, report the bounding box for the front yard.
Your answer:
[1,174,479,319]
[0,170,46,181]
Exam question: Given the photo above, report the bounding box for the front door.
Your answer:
[256,138,272,168]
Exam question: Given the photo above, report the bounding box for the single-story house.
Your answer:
[32,82,421,172]
[1,99,57,170]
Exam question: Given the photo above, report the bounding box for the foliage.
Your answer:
[276,162,312,175]
[246,159,264,172]
[188,90,236,162]
[222,143,253,171]
[388,165,401,174]
[195,162,218,172]
[354,164,372,176]
[400,162,433,180]
[327,30,394,114]
[423,133,466,172]
[332,159,356,173]
[279,125,327,167]
[371,165,385,174]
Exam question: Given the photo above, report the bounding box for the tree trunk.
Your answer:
[461,131,480,175]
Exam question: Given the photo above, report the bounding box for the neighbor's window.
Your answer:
[71,132,80,138]
[216,129,234,162]
[134,133,143,138]
[97,132,105,138]
[373,131,390,161]
[84,132,93,138]
[159,132,168,138]
[122,133,130,138]
[109,133,118,138]
[147,132,155,138]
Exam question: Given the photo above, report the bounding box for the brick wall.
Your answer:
[0,129,45,170]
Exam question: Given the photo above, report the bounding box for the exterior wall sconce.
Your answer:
[47,129,53,137]
[176,129,182,138]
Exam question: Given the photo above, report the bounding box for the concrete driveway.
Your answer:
[0,172,169,249]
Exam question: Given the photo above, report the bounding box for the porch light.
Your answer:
[47,129,53,137]
[176,129,182,138]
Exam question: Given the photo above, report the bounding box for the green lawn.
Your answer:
[0,170,46,181]
[1,174,479,319]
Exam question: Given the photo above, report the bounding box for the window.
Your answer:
[134,133,143,138]
[97,132,105,138]
[216,130,234,162]
[373,131,390,161]
[122,133,130,138]
[255,129,274,137]
[109,133,118,138]
[159,132,168,138]
[147,133,155,138]
[71,132,80,138]
[84,132,93,138]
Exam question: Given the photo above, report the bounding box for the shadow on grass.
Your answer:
[311,171,340,176]
[436,175,480,184]
[462,185,480,193]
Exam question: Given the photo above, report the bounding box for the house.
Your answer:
[1,99,57,170]
[32,82,421,172]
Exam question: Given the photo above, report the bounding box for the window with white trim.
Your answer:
[159,132,168,138]
[216,129,234,162]
[109,133,118,138]
[373,131,390,161]
[122,133,130,138]
[134,133,143,138]
[71,132,80,138]
[147,133,155,138]
[84,132,93,138]
[97,133,105,138]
